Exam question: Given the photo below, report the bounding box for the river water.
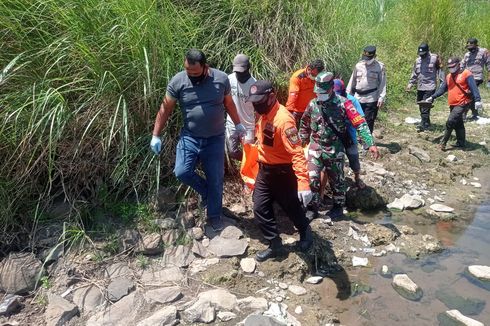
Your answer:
[319,185,490,325]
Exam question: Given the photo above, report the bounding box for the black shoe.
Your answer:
[296,225,313,252]
[255,238,285,262]
[468,115,478,121]
[306,209,319,221]
[327,204,344,220]
[209,218,224,232]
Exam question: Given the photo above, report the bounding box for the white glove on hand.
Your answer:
[425,96,434,103]
[150,135,162,155]
[298,190,313,207]
[234,123,247,138]
[475,101,483,115]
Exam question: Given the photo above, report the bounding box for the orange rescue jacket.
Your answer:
[285,68,316,113]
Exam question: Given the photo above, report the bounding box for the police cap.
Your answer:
[362,45,376,60]
[418,43,429,55]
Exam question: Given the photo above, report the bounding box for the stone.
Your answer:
[240,258,256,273]
[294,306,303,314]
[179,211,196,229]
[380,265,391,278]
[408,146,431,163]
[72,285,105,313]
[435,288,485,316]
[430,204,454,212]
[387,198,405,211]
[121,229,140,251]
[467,265,490,282]
[107,277,135,302]
[305,276,323,284]
[140,267,184,286]
[217,311,237,321]
[86,292,137,326]
[197,289,237,311]
[161,229,179,246]
[437,310,484,326]
[0,252,43,294]
[346,186,385,210]
[364,223,397,246]
[244,314,286,326]
[288,285,307,296]
[229,203,248,215]
[278,282,288,290]
[461,178,468,185]
[275,296,283,302]
[144,286,182,304]
[136,233,163,255]
[183,299,215,323]
[0,295,22,316]
[372,129,383,139]
[189,227,204,240]
[153,218,177,230]
[470,182,482,188]
[237,296,268,311]
[189,258,220,274]
[352,256,369,267]
[400,194,424,209]
[105,262,131,279]
[434,195,445,202]
[392,274,423,301]
[446,154,458,162]
[220,225,243,239]
[207,237,248,257]
[45,293,79,326]
[136,306,177,326]
[192,240,208,258]
[202,238,210,247]
[162,245,194,268]
[404,117,421,124]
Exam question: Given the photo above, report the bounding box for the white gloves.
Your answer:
[475,101,483,115]
[234,123,247,138]
[425,97,434,103]
[150,135,162,155]
[298,190,313,207]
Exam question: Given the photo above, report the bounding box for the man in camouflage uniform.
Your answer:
[406,43,443,131]
[299,72,379,220]
[461,38,490,120]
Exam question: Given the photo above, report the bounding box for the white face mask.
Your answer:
[449,66,459,74]
[317,93,332,101]
[364,58,375,65]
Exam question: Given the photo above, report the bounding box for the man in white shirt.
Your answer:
[226,54,257,160]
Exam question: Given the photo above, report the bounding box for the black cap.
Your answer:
[466,38,478,49]
[246,80,274,103]
[362,45,376,60]
[447,57,460,67]
[418,43,429,54]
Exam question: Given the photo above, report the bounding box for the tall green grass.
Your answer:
[0,0,489,246]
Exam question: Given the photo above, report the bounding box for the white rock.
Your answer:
[294,306,303,314]
[427,198,435,204]
[470,182,482,188]
[237,296,268,311]
[444,310,484,326]
[460,179,468,185]
[473,177,479,181]
[468,265,490,282]
[144,286,182,304]
[202,238,210,247]
[207,237,248,257]
[198,289,237,311]
[45,293,79,326]
[352,256,369,267]
[392,274,422,301]
[381,265,389,274]
[136,306,177,326]
[384,244,399,253]
[288,285,307,296]
[220,225,243,240]
[240,258,256,273]
[183,299,215,323]
[430,204,454,212]
[399,194,424,209]
[278,282,288,290]
[305,276,323,284]
[434,196,444,202]
[275,296,283,302]
[446,154,457,162]
[404,117,421,124]
[387,198,405,211]
[349,246,357,252]
[217,311,237,322]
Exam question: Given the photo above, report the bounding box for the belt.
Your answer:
[258,162,293,170]
[354,87,378,95]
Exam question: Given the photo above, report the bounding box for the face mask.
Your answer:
[309,73,316,81]
[235,71,251,84]
[188,67,207,84]
[449,66,459,74]
[253,95,272,115]
[364,58,375,65]
[419,52,428,58]
[469,47,477,53]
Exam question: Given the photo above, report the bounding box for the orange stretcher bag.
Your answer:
[240,143,259,190]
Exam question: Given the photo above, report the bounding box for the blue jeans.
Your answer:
[345,144,361,173]
[174,133,225,221]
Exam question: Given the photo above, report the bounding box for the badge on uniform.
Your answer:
[285,127,300,145]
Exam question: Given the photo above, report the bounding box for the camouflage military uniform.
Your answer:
[299,95,374,208]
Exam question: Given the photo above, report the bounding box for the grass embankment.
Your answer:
[0,0,489,250]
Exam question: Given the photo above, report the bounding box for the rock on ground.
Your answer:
[207,237,248,257]
[136,233,163,255]
[197,288,237,310]
[45,293,79,326]
[107,277,135,302]
[0,252,43,294]
[392,274,423,301]
[305,276,323,284]
[237,296,268,311]
[162,245,195,267]
[0,295,22,316]
[240,258,256,273]
[72,285,104,313]
[288,285,307,296]
[140,267,184,286]
[243,314,287,326]
[86,292,141,326]
[144,286,182,304]
[220,225,243,239]
[183,299,215,324]
[408,145,431,162]
[217,311,237,321]
[430,204,454,212]
[136,306,178,326]
[467,265,490,282]
[437,310,484,326]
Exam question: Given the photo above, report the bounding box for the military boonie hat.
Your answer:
[418,43,429,55]
[447,57,460,68]
[362,45,376,60]
[246,80,274,102]
[314,72,334,94]
[466,38,478,49]
[232,54,250,72]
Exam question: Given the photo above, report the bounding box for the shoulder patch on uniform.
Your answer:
[285,126,300,145]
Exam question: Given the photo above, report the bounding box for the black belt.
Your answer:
[354,88,378,95]
[258,162,293,170]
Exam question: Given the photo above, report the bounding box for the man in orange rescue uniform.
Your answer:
[247,80,313,262]
[286,59,325,127]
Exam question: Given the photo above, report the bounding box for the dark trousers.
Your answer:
[417,90,435,128]
[361,102,378,133]
[441,104,468,146]
[253,163,309,241]
[467,80,483,118]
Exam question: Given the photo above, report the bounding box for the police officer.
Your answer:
[461,38,490,120]
[406,43,443,131]
[300,72,379,220]
[346,45,387,134]
[247,80,313,262]
[426,57,483,151]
